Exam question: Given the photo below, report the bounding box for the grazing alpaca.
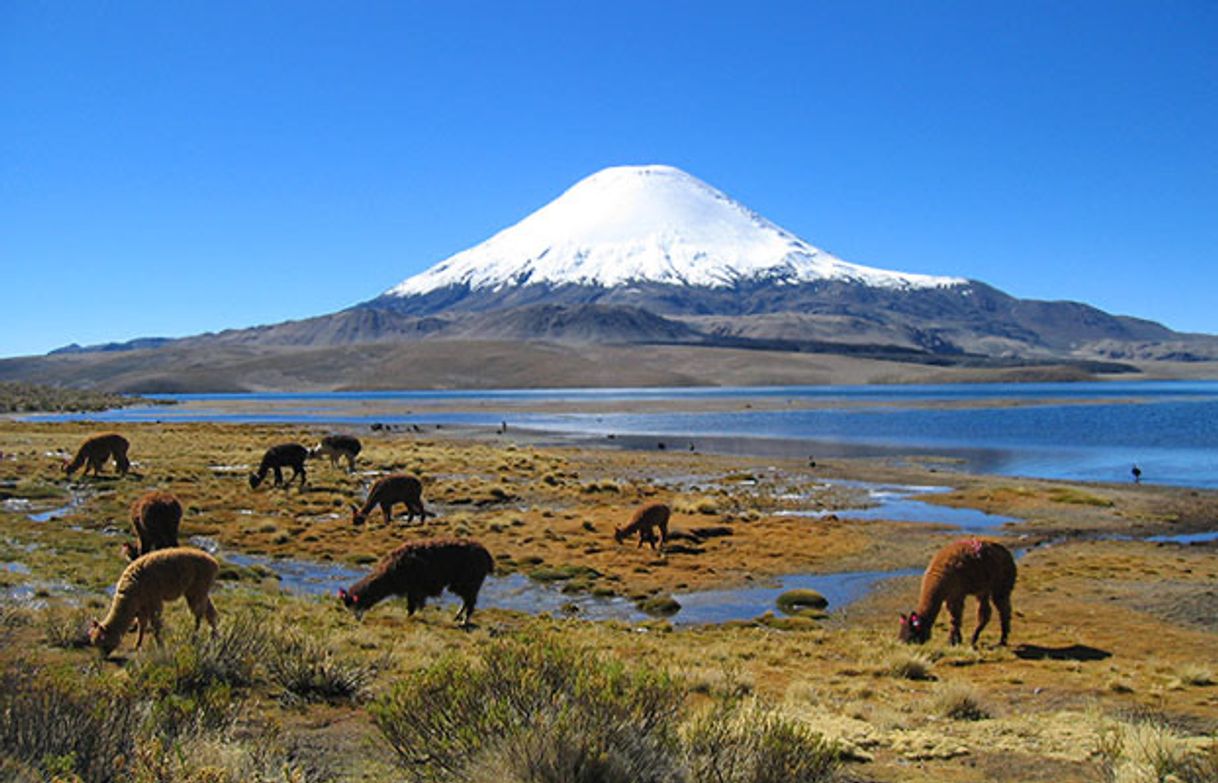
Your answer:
[121,491,182,561]
[351,474,428,526]
[338,538,493,625]
[310,434,362,473]
[249,443,309,490]
[64,432,130,478]
[614,502,670,551]
[88,547,219,656]
[899,538,1017,647]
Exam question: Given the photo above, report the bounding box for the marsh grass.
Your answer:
[370,634,686,783]
[41,604,92,648]
[932,681,991,721]
[884,649,936,681]
[0,661,143,783]
[684,693,841,783]
[266,624,379,704]
[1095,712,1217,783]
[1173,663,1215,687]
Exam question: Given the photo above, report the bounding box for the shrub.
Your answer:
[266,626,377,704]
[1174,664,1215,687]
[884,650,935,681]
[41,604,92,648]
[1096,714,1217,783]
[135,609,268,695]
[932,681,990,721]
[370,634,686,783]
[684,693,840,783]
[0,662,143,783]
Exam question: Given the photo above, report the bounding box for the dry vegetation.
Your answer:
[0,419,1216,782]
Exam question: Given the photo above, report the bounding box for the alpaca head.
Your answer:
[338,588,366,618]
[613,526,627,544]
[350,505,366,526]
[248,473,263,490]
[87,619,118,656]
[120,542,138,561]
[898,612,930,644]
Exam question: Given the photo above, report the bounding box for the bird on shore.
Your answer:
[1131,464,1142,484]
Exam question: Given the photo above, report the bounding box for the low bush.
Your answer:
[0,662,143,783]
[684,692,841,783]
[1096,713,1217,783]
[932,681,990,721]
[372,635,841,783]
[370,634,686,783]
[884,650,935,681]
[266,626,377,704]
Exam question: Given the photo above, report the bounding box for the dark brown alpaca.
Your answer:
[121,491,182,561]
[64,432,130,478]
[310,434,362,473]
[249,443,309,490]
[614,502,670,551]
[352,474,428,525]
[338,538,493,626]
[899,538,1017,647]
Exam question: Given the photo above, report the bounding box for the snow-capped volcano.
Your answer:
[386,165,965,296]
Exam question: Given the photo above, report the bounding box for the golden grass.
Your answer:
[2,419,1218,782]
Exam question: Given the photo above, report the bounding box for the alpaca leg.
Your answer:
[345,453,356,472]
[946,595,966,645]
[150,608,164,646]
[382,502,393,525]
[273,466,284,486]
[994,592,1013,646]
[454,584,479,626]
[135,616,147,650]
[972,597,993,647]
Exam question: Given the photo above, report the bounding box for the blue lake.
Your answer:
[28,380,1218,488]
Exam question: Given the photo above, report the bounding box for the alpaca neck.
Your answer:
[915,586,945,629]
[100,591,140,640]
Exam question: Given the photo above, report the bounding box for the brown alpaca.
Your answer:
[338,538,493,626]
[614,503,670,551]
[310,434,362,473]
[899,538,1017,647]
[352,474,428,526]
[88,547,219,656]
[121,491,182,561]
[249,443,309,489]
[64,432,130,478]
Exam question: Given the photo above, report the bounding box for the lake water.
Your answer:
[28,380,1218,488]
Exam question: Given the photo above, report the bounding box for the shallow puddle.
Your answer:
[1147,530,1218,544]
[208,545,919,626]
[781,480,1017,531]
[672,568,922,625]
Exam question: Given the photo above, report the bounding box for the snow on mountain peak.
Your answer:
[386,165,965,297]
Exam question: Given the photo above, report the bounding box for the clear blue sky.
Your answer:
[3,1,1216,358]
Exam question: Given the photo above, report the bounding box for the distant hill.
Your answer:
[10,164,1217,392]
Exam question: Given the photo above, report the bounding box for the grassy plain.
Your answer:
[1,419,1216,782]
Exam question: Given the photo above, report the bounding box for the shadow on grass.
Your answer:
[1013,643,1112,662]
